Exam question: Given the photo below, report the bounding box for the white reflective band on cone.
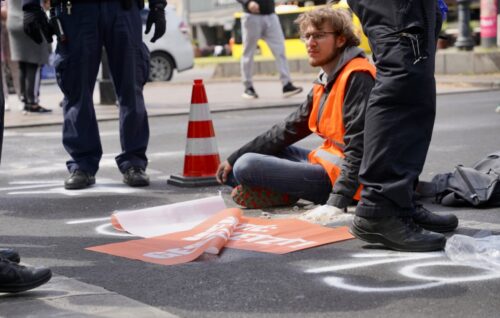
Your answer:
[185,137,219,155]
[188,103,211,121]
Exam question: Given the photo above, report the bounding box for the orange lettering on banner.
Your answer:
[87,209,354,266]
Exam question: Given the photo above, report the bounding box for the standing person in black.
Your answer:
[0,1,52,291]
[347,0,458,251]
[22,0,167,190]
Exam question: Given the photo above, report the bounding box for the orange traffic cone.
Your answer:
[168,79,221,187]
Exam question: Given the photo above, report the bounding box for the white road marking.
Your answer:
[306,251,500,293]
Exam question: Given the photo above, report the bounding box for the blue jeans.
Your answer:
[227,146,332,204]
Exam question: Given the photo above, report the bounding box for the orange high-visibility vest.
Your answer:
[308,57,375,200]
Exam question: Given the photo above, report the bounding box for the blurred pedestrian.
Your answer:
[6,0,51,113]
[346,0,458,252]
[22,0,167,189]
[237,0,303,99]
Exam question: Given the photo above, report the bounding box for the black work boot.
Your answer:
[351,215,446,252]
[64,170,96,190]
[0,258,52,293]
[412,204,458,233]
[122,167,150,187]
[0,248,20,263]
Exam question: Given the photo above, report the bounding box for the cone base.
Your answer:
[167,174,219,188]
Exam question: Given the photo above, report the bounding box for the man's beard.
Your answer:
[309,48,341,68]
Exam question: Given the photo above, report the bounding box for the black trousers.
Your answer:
[347,0,442,217]
[19,61,41,106]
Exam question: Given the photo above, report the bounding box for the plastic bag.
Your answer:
[445,234,500,271]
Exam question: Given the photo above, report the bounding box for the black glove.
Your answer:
[145,0,167,43]
[23,4,53,44]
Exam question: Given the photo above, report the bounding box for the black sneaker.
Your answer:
[351,215,446,252]
[282,82,303,98]
[0,248,20,263]
[123,167,150,187]
[0,258,52,293]
[64,170,96,190]
[412,204,458,233]
[23,104,52,114]
[242,86,259,99]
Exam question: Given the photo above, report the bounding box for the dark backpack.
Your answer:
[417,151,500,207]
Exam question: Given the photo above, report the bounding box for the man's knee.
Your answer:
[232,153,261,183]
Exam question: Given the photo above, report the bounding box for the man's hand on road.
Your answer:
[247,1,260,14]
[216,160,232,184]
[23,4,53,44]
[145,1,167,43]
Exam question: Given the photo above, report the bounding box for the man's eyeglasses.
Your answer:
[300,31,337,42]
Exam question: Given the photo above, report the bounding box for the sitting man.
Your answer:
[217,7,374,211]
[216,7,457,241]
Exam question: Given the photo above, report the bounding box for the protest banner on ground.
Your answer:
[88,201,354,266]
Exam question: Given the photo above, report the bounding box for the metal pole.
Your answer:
[455,0,475,51]
[99,48,117,105]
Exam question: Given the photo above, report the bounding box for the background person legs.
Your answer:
[261,14,291,87]
[240,13,262,98]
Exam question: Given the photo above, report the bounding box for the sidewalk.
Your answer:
[4,73,500,129]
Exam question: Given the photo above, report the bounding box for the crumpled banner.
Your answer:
[87,197,354,266]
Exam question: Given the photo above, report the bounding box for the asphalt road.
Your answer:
[0,90,500,317]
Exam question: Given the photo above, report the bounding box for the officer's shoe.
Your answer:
[123,167,150,187]
[412,204,459,233]
[0,257,52,293]
[0,248,20,263]
[351,215,446,252]
[282,82,303,98]
[64,170,96,190]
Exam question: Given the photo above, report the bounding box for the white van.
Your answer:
[141,6,195,81]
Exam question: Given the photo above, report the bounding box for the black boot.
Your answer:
[122,167,150,187]
[64,170,96,190]
[412,204,458,233]
[0,248,20,263]
[0,258,52,293]
[351,215,446,252]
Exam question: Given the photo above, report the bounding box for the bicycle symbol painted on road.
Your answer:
[305,251,500,292]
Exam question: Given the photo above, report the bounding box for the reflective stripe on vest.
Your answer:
[308,57,376,200]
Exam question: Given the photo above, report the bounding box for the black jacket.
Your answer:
[227,47,374,208]
[236,0,275,15]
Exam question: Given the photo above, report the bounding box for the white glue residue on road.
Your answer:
[305,251,500,293]
[1,180,144,196]
[67,217,135,237]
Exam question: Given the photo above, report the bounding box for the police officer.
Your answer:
[0,2,52,291]
[346,0,458,252]
[21,0,167,189]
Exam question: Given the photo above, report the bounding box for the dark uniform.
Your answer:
[0,9,52,292]
[22,0,167,188]
[347,0,458,252]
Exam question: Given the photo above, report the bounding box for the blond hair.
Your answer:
[295,7,360,47]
